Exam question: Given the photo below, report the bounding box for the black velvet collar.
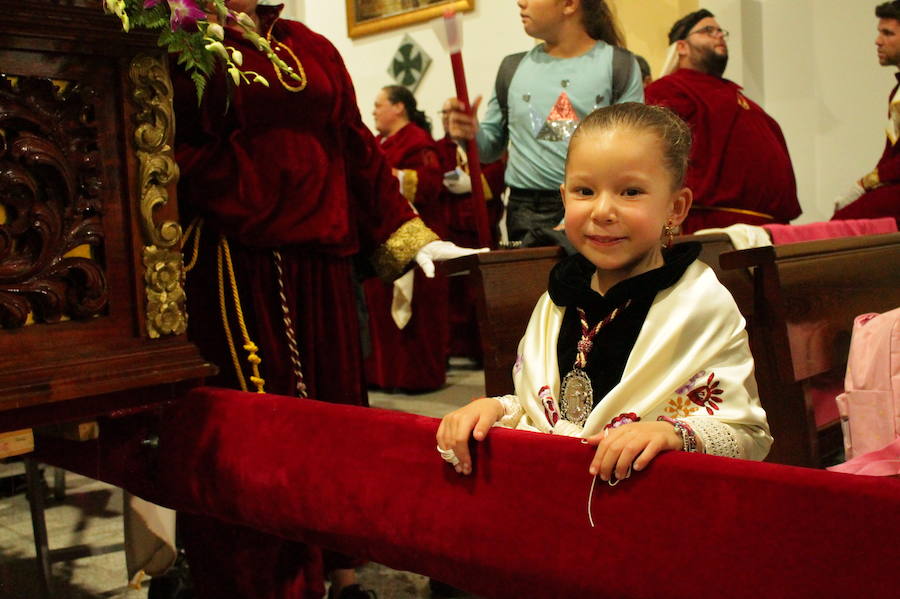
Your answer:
[548,242,702,310]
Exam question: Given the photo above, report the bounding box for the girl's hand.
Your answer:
[585,421,682,481]
[436,397,504,475]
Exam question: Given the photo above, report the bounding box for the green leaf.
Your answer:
[191,71,207,106]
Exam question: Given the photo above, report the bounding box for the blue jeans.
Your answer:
[506,187,565,242]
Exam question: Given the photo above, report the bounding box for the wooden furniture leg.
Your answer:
[24,457,52,599]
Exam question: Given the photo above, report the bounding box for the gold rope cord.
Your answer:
[182,218,204,273]
[217,235,266,394]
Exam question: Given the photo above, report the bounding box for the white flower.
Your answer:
[207,23,225,41]
[204,41,228,61]
[231,50,243,67]
[228,68,241,86]
[236,12,256,29]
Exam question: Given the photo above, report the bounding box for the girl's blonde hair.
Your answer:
[567,102,692,189]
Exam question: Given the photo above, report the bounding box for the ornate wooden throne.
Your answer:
[0,1,214,594]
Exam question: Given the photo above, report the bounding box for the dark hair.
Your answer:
[567,103,692,189]
[876,1,900,20]
[668,8,714,44]
[383,85,431,136]
[581,0,624,46]
[635,54,651,80]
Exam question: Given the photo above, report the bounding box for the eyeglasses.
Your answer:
[688,26,729,39]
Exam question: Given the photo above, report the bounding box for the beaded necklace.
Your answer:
[266,20,308,92]
[559,300,631,426]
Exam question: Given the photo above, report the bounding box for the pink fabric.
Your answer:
[763,217,897,244]
[33,387,900,599]
[828,437,900,476]
[811,379,843,428]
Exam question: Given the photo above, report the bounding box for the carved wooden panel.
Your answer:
[0,74,108,328]
[0,0,215,428]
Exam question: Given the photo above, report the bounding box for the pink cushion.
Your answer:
[764,217,897,244]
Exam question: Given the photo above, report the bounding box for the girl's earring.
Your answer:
[662,220,675,248]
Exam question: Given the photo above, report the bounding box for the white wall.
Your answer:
[282,1,892,224]
[284,1,531,138]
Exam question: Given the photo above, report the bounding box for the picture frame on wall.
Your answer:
[346,0,475,39]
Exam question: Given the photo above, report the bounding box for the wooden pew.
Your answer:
[720,232,900,467]
[444,232,900,468]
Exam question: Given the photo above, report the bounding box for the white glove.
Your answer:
[834,181,865,212]
[443,168,472,194]
[413,240,488,278]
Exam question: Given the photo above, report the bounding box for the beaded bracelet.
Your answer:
[657,415,698,453]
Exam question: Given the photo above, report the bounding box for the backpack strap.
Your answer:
[494,51,527,134]
[610,46,635,104]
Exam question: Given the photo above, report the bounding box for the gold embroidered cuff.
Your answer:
[861,169,881,191]
[400,169,419,203]
[372,217,440,280]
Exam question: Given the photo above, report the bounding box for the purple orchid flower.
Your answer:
[145,0,206,30]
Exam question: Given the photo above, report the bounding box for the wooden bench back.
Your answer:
[720,232,900,466]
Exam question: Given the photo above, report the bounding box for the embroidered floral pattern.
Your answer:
[665,396,699,418]
[675,370,707,395]
[513,354,524,374]
[538,385,559,426]
[604,412,640,430]
[686,372,724,415]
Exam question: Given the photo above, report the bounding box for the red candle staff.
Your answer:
[442,10,491,248]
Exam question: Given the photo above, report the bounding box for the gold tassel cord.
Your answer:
[219,236,266,393]
[217,240,249,393]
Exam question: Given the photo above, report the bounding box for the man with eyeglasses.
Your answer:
[833,0,900,227]
[645,9,801,233]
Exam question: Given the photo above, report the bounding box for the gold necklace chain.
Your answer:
[266,20,307,92]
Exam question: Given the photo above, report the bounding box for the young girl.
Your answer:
[437,103,772,481]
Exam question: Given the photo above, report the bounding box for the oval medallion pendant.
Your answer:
[559,368,593,426]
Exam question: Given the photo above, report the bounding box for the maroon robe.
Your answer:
[646,68,801,233]
[435,135,506,360]
[364,123,448,391]
[833,74,900,227]
[172,7,430,598]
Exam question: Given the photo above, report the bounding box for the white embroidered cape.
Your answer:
[505,260,773,460]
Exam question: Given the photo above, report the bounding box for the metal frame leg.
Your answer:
[24,457,52,599]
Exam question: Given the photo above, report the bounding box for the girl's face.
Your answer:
[517,0,569,41]
[560,127,691,293]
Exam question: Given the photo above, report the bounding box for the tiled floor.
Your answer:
[0,361,485,598]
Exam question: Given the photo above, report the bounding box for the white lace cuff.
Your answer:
[682,417,741,458]
[493,395,524,428]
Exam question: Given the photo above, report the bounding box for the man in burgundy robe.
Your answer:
[833,1,900,227]
[645,9,801,233]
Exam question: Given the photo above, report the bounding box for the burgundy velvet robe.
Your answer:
[436,135,506,360]
[364,123,448,390]
[833,75,900,227]
[172,8,422,598]
[646,68,801,233]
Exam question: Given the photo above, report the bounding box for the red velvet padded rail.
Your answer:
[36,387,900,598]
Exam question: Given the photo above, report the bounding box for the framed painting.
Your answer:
[346,0,475,39]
